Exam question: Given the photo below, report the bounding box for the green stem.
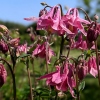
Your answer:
[95,41,100,86]
[75,65,80,100]
[31,58,36,87]
[26,58,33,100]
[0,58,16,100]
[45,41,49,73]
[59,36,64,58]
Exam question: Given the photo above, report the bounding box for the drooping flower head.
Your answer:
[60,8,90,36]
[38,63,76,97]
[87,56,98,77]
[71,34,87,50]
[9,38,20,47]
[24,5,63,35]
[32,42,54,63]
[87,22,99,42]
[0,39,8,53]
[16,43,29,56]
[78,61,88,80]
[0,64,7,88]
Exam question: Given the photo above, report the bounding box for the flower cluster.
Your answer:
[0,3,100,100]
[24,4,100,98]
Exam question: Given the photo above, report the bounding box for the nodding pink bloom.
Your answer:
[24,5,63,35]
[87,22,99,42]
[56,64,76,97]
[0,40,8,53]
[60,8,90,36]
[38,66,62,85]
[0,64,7,87]
[88,56,98,77]
[16,43,29,56]
[38,64,76,97]
[32,42,54,63]
[71,34,87,50]
[78,61,88,80]
[9,38,20,47]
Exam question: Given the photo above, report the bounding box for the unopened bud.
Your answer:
[87,28,99,42]
[58,91,65,98]
[39,9,47,17]
[0,25,8,33]
[94,14,99,20]
[0,40,8,53]
[40,2,47,6]
[0,64,7,87]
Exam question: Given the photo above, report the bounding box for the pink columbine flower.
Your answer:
[60,8,90,36]
[9,38,20,47]
[24,5,63,35]
[38,66,62,85]
[0,64,7,87]
[38,63,76,97]
[32,42,54,63]
[71,34,87,50]
[16,43,29,56]
[87,56,98,77]
[78,61,88,80]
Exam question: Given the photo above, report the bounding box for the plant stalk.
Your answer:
[0,58,16,100]
[26,58,33,100]
[75,65,80,100]
[95,41,100,86]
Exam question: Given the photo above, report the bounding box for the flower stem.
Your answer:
[31,58,36,87]
[26,58,33,100]
[0,58,16,100]
[59,36,64,58]
[75,64,80,100]
[95,41,100,86]
[77,8,91,22]
[45,41,49,73]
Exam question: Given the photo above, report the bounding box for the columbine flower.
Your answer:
[0,40,8,53]
[24,5,63,35]
[71,34,87,50]
[9,38,20,47]
[16,43,29,56]
[60,8,90,36]
[87,22,99,42]
[0,64,7,87]
[38,63,76,97]
[87,56,98,77]
[78,61,88,80]
[32,42,54,63]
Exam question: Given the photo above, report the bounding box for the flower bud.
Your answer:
[87,28,99,42]
[0,25,8,33]
[58,91,65,98]
[9,38,20,47]
[0,40,8,53]
[94,14,99,20]
[0,64,7,87]
[39,9,47,17]
[40,2,47,6]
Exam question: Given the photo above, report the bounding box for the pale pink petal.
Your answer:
[24,17,39,21]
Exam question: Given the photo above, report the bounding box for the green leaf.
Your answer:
[78,81,85,92]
